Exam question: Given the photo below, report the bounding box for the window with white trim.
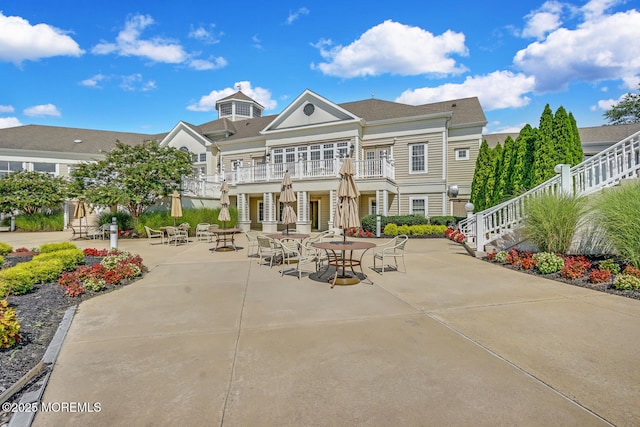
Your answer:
[236,102,251,116]
[409,143,427,173]
[33,162,56,176]
[409,196,428,217]
[219,102,232,116]
[199,153,206,162]
[455,148,469,160]
[0,161,24,178]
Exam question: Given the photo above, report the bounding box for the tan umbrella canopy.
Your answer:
[280,170,297,234]
[73,200,87,238]
[218,180,231,227]
[170,190,183,226]
[333,156,360,242]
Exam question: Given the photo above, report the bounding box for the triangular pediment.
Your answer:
[263,89,360,133]
[159,121,211,151]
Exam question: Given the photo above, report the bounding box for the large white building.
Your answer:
[0,89,488,232]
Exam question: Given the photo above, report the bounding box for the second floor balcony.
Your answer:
[182,157,395,198]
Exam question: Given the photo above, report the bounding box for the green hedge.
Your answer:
[0,242,12,256]
[0,247,84,298]
[361,214,463,232]
[39,242,78,253]
[383,223,447,236]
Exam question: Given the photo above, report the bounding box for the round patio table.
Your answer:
[265,233,310,241]
[312,240,376,288]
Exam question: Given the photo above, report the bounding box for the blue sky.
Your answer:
[1,0,639,134]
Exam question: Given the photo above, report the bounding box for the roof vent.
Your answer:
[74,139,82,143]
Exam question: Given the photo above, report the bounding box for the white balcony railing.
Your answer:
[182,158,395,198]
[459,130,640,252]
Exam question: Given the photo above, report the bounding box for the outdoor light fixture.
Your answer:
[349,143,355,157]
[447,185,459,198]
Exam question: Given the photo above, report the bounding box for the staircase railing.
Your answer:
[459,130,640,253]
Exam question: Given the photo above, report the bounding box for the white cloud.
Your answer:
[188,24,223,45]
[0,105,15,113]
[188,57,227,71]
[23,104,61,117]
[0,117,22,128]
[187,81,277,112]
[313,20,468,78]
[252,35,262,50]
[80,73,108,88]
[286,8,310,25]
[514,5,640,92]
[522,1,564,40]
[396,71,536,111]
[0,12,83,65]
[120,74,157,92]
[582,0,622,21]
[92,14,186,63]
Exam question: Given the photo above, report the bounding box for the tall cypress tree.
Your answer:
[569,112,583,164]
[495,136,515,202]
[553,106,574,165]
[486,143,502,208]
[470,140,492,211]
[533,104,556,185]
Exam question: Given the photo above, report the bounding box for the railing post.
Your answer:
[475,212,485,255]
[555,164,572,195]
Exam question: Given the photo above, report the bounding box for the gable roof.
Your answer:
[483,122,640,154]
[0,124,162,155]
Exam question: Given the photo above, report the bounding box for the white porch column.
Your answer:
[237,193,251,231]
[383,190,389,216]
[262,192,278,233]
[296,191,311,234]
[328,189,336,230]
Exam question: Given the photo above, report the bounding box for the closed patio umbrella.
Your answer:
[333,156,360,242]
[218,180,231,228]
[170,190,183,226]
[280,170,297,234]
[73,200,87,238]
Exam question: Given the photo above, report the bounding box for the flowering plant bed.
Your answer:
[0,248,146,423]
[486,248,640,300]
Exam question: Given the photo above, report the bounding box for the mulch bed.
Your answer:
[489,259,640,301]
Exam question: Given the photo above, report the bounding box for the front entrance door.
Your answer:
[310,201,319,230]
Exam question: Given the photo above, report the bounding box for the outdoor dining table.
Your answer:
[265,233,310,241]
[209,227,241,252]
[312,240,376,288]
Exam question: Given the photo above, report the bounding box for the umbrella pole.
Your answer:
[173,218,176,226]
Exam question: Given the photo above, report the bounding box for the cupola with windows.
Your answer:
[215,90,264,121]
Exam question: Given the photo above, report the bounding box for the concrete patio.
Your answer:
[1,231,638,426]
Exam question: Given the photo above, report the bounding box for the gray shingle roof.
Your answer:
[0,124,163,154]
[483,122,640,150]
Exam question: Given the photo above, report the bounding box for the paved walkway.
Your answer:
[1,231,639,426]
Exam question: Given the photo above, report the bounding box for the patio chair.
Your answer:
[195,223,211,241]
[178,222,191,236]
[244,230,260,257]
[256,235,279,267]
[302,239,326,272]
[279,240,317,279]
[373,234,409,275]
[144,226,165,245]
[165,226,188,246]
